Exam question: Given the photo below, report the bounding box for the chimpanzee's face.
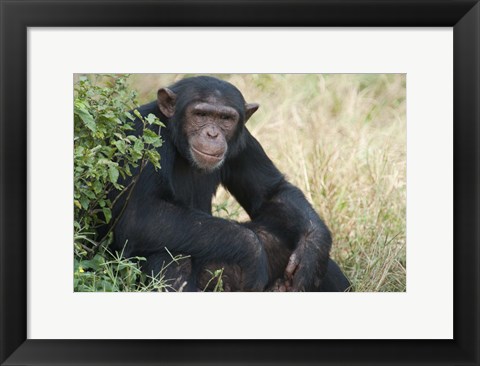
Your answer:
[157,77,259,172]
[182,96,240,170]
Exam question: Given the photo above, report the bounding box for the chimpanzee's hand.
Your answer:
[269,278,292,292]
[240,229,269,291]
[284,230,330,291]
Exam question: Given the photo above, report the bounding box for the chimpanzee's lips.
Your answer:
[191,146,224,160]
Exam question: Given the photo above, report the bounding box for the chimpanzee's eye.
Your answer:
[196,111,207,117]
[221,115,230,120]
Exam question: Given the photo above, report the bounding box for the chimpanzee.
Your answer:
[108,75,350,292]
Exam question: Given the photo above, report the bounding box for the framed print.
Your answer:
[1,1,479,365]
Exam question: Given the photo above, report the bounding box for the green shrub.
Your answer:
[73,74,163,291]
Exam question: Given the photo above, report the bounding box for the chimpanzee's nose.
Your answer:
[206,127,219,138]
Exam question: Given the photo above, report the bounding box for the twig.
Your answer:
[95,158,147,250]
[109,177,136,209]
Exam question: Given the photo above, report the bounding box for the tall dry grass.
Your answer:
[129,74,406,292]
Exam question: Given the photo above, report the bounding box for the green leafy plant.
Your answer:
[74,75,163,253]
[74,247,191,292]
[74,74,164,291]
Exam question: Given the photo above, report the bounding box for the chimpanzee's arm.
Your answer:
[222,130,332,291]
[113,169,269,291]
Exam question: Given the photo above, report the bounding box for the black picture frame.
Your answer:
[1,1,479,365]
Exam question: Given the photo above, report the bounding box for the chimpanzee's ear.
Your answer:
[244,103,260,123]
[157,88,177,118]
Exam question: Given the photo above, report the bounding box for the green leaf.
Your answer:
[108,165,119,184]
[74,146,85,157]
[153,119,166,128]
[74,101,96,132]
[114,140,126,154]
[102,111,116,120]
[145,113,158,125]
[79,196,89,210]
[97,158,117,166]
[93,180,103,194]
[151,137,163,148]
[146,150,161,169]
[133,109,142,120]
[143,129,159,144]
[124,164,132,176]
[92,254,105,267]
[122,124,135,131]
[125,112,135,121]
[133,139,144,153]
[143,129,157,138]
[84,189,96,200]
[99,280,114,292]
[102,207,112,223]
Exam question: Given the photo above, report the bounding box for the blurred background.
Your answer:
[100,73,406,292]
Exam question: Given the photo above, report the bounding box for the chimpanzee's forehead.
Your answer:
[171,77,246,110]
[212,89,223,98]
[196,85,241,99]
[204,93,228,104]
[194,88,224,100]
[193,88,243,107]
[188,78,240,95]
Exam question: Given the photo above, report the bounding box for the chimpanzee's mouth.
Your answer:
[191,146,224,160]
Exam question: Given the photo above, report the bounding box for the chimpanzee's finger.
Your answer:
[284,279,293,291]
[289,263,313,291]
[285,252,300,279]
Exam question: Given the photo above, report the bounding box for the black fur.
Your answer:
[106,76,350,292]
